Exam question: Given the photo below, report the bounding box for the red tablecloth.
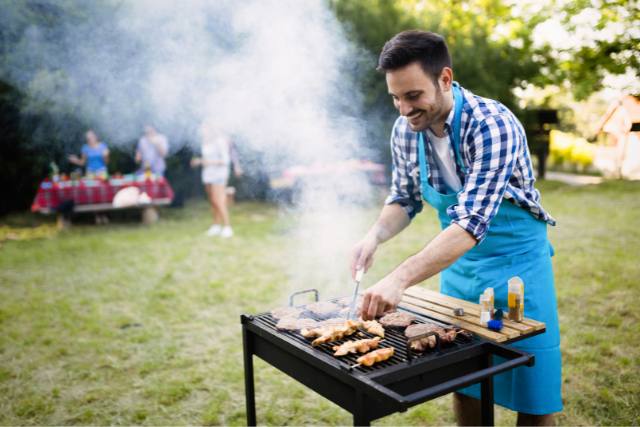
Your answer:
[31,177,174,212]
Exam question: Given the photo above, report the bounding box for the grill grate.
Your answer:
[253,298,479,375]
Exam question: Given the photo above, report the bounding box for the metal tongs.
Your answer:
[346,268,365,320]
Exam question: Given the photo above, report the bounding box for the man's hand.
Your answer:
[360,275,406,320]
[350,235,378,279]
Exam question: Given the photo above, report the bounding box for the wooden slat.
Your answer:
[404,289,534,334]
[406,287,545,331]
[398,301,508,342]
[401,294,520,340]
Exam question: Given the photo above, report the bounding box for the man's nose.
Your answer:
[396,99,413,117]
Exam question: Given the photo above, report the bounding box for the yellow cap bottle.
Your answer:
[508,277,524,322]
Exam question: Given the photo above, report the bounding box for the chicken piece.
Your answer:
[332,337,381,356]
[379,311,415,328]
[270,306,303,319]
[360,320,385,338]
[356,347,395,367]
[301,320,356,339]
[276,317,318,331]
[310,321,360,346]
[300,326,323,338]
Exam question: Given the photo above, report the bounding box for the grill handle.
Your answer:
[288,288,319,307]
[359,343,534,409]
[406,331,441,362]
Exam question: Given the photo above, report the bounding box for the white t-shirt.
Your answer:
[426,129,462,192]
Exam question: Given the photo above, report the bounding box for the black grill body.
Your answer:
[242,303,537,426]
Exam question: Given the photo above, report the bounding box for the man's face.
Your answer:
[386,62,448,132]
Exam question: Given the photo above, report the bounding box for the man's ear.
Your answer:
[439,67,453,92]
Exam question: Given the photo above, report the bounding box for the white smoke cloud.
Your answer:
[1,0,383,300]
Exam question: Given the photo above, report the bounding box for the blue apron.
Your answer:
[416,83,563,415]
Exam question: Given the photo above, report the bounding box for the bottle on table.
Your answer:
[508,276,525,322]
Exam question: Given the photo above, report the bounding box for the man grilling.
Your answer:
[351,30,562,425]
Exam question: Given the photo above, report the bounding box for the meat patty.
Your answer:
[270,306,303,319]
[305,301,340,316]
[379,311,415,328]
[320,318,348,328]
[276,317,318,331]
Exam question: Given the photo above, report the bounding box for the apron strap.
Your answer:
[450,82,467,174]
[417,82,466,186]
[417,131,429,186]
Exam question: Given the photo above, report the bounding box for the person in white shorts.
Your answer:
[191,123,242,237]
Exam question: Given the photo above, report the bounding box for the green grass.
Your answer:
[1,180,639,425]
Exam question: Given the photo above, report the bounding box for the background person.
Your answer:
[136,125,168,176]
[68,129,109,176]
[67,129,110,224]
[191,124,242,238]
[351,30,561,426]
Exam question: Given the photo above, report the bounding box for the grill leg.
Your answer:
[243,326,257,426]
[480,354,494,426]
[353,392,370,426]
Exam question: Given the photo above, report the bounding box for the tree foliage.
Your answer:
[546,0,639,100]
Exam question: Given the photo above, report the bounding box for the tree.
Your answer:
[540,0,640,100]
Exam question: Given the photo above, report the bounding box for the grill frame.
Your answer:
[242,300,539,426]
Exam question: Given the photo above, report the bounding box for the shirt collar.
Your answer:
[443,88,457,132]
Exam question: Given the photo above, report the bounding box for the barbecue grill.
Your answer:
[242,289,541,426]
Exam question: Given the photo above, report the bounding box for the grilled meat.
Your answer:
[305,301,340,316]
[270,306,303,319]
[356,347,394,366]
[379,311,415,328]
[332,337,381,356]
[321,318,348,328]
[405,323,471,351]
[276,317,318,331]
[360,320,385,338]
[308,320,360,346]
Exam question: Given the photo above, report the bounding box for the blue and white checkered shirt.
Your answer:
[385,84,556,242]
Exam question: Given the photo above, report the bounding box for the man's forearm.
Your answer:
[391,223,476,289]
[366,203,411,244]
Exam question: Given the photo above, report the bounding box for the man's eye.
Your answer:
[406,94,419,101]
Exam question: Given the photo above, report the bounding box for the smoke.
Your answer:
[1,0,382,299]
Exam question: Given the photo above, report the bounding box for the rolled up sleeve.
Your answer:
[447,115,519,242]
[384,121,423,219]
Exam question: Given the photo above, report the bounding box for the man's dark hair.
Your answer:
[377,30,452,82]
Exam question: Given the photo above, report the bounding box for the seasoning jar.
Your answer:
[508,276,525,322]
[480,294,492,326]
[484,287,495,319]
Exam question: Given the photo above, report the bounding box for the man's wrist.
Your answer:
[392,267,413,290]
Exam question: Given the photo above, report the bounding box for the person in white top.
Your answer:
[191,123,242,238]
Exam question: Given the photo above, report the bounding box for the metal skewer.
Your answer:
[346,268,365,320]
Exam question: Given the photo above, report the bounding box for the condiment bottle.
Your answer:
[484,287,495,319]
[508,276,525,322]
[480,294,491,326]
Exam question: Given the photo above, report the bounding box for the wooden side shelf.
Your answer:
[400,287,545,344]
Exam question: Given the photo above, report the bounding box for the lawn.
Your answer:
[1,180,639,425]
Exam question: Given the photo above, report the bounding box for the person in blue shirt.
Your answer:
[68,129,109,175]
[352,31,561,426]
